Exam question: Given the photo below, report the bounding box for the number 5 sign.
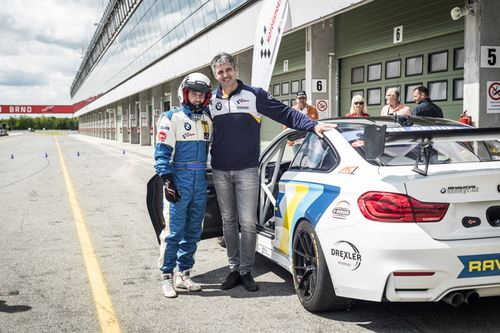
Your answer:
[312,79,327,93]
[481,46,500,68]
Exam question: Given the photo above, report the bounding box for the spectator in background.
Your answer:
[412,86,443,118]
[380,88,411,116]
[287,90,319,153]
[345,95,369,117]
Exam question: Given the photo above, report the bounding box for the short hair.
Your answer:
[414,86,429,96]
[386,87,400,99]
[210,52,236,76]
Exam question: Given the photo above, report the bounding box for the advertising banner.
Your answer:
[251,0,289,90]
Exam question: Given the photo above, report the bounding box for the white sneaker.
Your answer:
[175,270,202,291]
[161,273,177,298]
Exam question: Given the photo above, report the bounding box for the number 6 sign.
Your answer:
[312,79,327,93]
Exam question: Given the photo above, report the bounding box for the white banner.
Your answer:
[251,0,289,90]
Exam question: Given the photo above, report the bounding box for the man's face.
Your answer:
[187,90,206,106]
[413,90,424,104]
[296,96,307,107]
[214,62,237,89]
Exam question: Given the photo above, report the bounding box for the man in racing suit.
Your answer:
[154,73,213,298]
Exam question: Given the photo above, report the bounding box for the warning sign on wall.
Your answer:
[315,99,329,118]
[487,81,500,113]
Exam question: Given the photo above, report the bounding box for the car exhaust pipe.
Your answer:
[442,291,465,307]
[464,290,479,304]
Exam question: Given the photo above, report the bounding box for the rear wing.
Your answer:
[364,125,500,176]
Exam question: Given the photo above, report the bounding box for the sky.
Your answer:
[0,0,107,106]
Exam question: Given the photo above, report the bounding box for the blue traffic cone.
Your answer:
[10,153,14,159]
[44,152,48,158]
[122,149,125,155]
[77,151,80,157]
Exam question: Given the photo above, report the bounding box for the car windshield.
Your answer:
[335,120,500,166]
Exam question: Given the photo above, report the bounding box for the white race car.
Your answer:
[147,116,500,312]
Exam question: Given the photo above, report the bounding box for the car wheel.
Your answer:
[292,221,352,312]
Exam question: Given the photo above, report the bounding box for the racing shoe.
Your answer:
[175,270,202,291]
[241,272,259,292]
[161,273,177,298]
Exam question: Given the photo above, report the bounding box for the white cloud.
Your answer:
[0,0,105,105]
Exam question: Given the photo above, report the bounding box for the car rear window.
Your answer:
[336,122,500,166]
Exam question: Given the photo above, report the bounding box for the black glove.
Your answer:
[161,173,181,203]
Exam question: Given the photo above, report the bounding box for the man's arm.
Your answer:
[255,88,317,131]
[154,112,175,177]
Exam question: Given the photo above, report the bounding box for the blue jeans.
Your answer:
[212,167,258,275]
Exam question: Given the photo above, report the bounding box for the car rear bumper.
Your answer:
[319,223,500,302]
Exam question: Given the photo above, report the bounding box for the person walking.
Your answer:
[209,52,334,292]
[154,73,213,298]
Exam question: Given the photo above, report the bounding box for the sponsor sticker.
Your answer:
[331,240,362,270]
[337,166,358,175]
[457,253,500,278]
[236,98,249,104]
[332,201,351,219]
[158,131,166,142]
[462,216,481,228]
[201,120,210,141]
[215,102,222,110]
[440,185,479,194]
[184,123,192,131]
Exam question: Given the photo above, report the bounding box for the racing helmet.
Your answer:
[177,72,212,110]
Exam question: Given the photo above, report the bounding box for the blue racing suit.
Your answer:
[154,104,212,274]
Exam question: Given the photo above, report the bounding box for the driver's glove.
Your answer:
[161,173,181,203]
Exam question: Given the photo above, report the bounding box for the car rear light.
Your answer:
[358,191,449,222]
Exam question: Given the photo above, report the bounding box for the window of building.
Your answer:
[385,59,401,79]
[429,80,448,101]
[291,80,300,94]
[351,90,364,99]
[453,78,464,100]
[429,50,448,73]
[405,55,423,76]
[454,48,464,70]
[273,84,280,96]
[367,88,381,105]
[368,63,382,81]
[351,66,364,84]
[281,82,290,95]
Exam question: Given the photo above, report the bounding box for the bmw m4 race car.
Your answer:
[148,116,500,312]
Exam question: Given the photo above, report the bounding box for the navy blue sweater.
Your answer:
[209,80,317,170]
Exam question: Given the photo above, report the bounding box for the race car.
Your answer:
[148,116,500,312]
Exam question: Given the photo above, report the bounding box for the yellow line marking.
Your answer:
[55,137,121,333]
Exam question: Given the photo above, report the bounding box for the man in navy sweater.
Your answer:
[209,52,334,292]
[412,86,443,118]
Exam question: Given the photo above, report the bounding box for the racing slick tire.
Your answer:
[292,221,353,312]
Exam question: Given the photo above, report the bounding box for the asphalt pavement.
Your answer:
[1,131,499,333]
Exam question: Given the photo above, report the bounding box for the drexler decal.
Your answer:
[332,201,351,219]
[331,240,362,270]
[457,253,500,278]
